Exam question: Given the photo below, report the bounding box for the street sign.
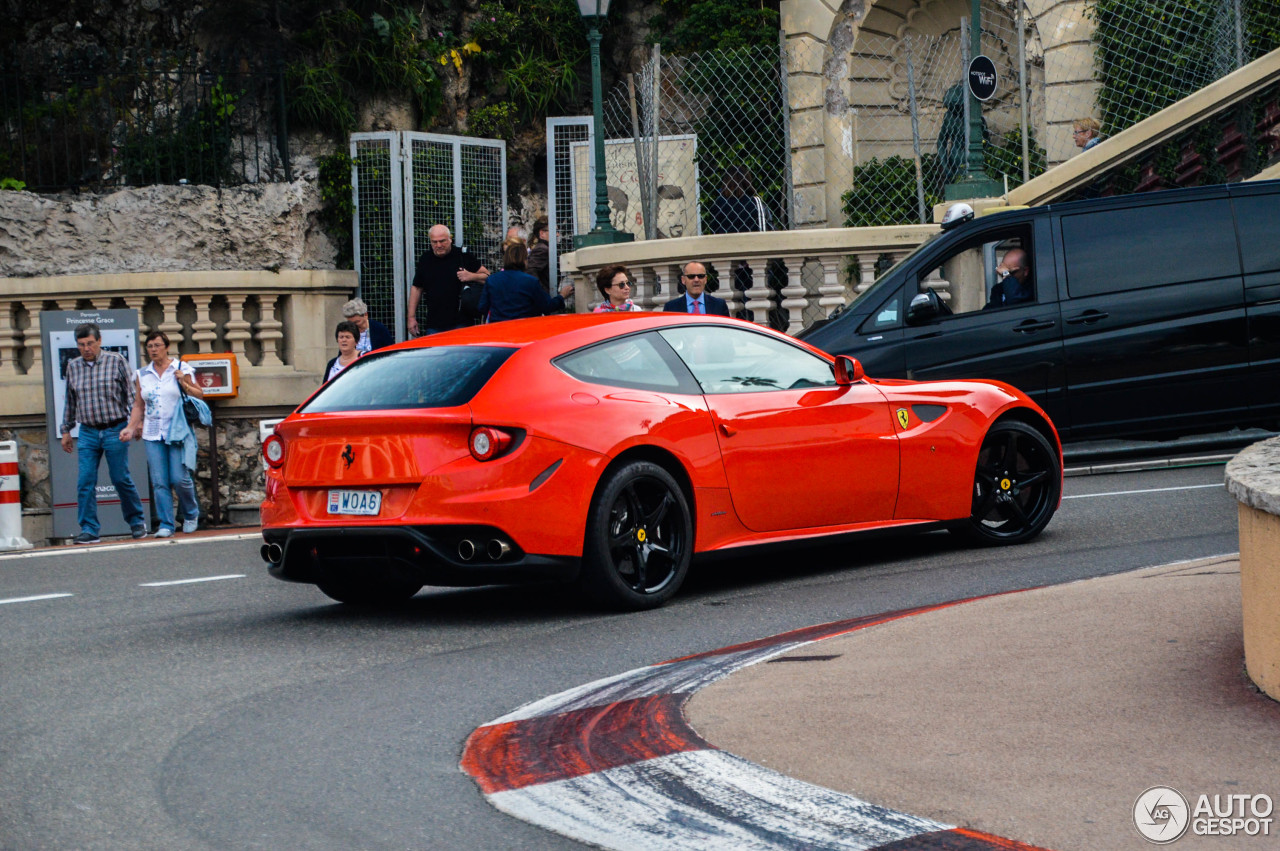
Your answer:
[967,55,998,102]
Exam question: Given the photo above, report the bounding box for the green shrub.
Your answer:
[843,155,942,227]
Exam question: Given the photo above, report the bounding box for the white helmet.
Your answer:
[941,202,974,231]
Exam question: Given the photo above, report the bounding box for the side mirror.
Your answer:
[833,355,864,385]
[906,291,936,325]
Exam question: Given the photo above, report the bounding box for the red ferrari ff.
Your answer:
[260,313,1061,610]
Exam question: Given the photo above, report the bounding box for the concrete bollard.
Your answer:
[0,441,33,551]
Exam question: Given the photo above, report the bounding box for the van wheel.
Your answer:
[580,461,692,611]
[955,420,1059,545]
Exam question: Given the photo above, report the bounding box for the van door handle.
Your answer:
[1012,319,1055,333]
[1066,310,1109,325]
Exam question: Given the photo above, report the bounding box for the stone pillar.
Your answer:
[255,294,285,367]
[742,261,774,327]
[0,302,21,378]
[780,260,808,335]
[156,296,186,348]
[190,296,218,353]
[856,253,877,296]
[817,254,847,316]
[633,266,660,311]
[224,295,252,360]
[24,303,49,377]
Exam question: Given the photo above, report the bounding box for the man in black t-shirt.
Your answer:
[408,224,490,336]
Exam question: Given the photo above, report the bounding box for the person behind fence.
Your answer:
[663,261,730,316]
[60,322,148,545]
[341,297,392,354]
[593,264,641,312]
[707,166,770,234]
[407,224,489,336]
[1073,117,1103,152]
[479,242,574,322]
[984,248,1033,309]
[122,331,205,538]
[325,321,362,382]
[526,216,551,293]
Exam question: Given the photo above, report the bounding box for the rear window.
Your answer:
[301,346,515,412]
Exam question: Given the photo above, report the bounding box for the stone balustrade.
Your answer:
[0,269,356,419]
[561,225,938,332]
[1224,438,1280,703]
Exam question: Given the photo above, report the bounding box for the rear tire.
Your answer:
[580,461,692,611]
[954,420,1059,545]
[316,575,422,606]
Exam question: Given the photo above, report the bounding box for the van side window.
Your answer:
[1232,194,1280,275]
[1061,199,1238,297]
[916,228,1034,315]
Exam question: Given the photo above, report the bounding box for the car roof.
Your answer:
[384,313,788,356]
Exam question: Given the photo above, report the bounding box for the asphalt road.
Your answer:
[0,462,1238,850]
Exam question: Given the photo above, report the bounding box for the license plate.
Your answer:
[327,489,382,516]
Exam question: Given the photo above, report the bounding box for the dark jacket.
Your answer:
[527,241,551,292]
[367,318,394,351]
[662,294,731,316]
[479,269,566,322]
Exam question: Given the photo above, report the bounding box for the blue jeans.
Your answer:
[144,439,199,532]
[76,425,146,536]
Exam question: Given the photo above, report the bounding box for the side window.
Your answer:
[917,227,1034,315]
[1061,199,1238,297]
[1233,193,1280,275]
[859,288,901,333]
[556,333,696,393]
[659,326,835,393]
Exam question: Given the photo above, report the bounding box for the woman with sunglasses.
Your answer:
[593,264,641,312]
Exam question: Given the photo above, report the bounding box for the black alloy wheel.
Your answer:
[581,461,693,610]
[315,574,423,606]
[957,420,1060,545]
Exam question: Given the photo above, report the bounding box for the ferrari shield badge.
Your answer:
[896,408,910,430]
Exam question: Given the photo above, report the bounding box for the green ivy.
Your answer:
[117,82,240,187]
[842,155,943,228]
[0,177,26,191]
[983,127,1047,190]
[467,0,585,120]
[468,101,517,140]
[287,6,446,133]
[648,0,780,54]
[1089,1,1280,136]
[317,150,355,269]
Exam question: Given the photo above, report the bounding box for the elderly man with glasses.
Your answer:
[662,261,731,316]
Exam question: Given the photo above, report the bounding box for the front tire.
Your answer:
[581,461,693,611]
[316,575,423,606]
[955,420,1059,545]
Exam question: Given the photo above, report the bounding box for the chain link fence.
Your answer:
[584,0,1280,234]
[0,49,290,192]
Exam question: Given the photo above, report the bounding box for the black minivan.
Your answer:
[799,180,1280,440]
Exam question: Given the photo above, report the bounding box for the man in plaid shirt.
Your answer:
[60,323,148,544]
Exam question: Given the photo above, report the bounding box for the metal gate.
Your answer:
[351,131,507,341]
[546,117,592,290]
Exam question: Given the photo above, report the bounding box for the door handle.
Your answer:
[1066,310,1109,325]
[1013,320,1055,333]
[719,423,737,437]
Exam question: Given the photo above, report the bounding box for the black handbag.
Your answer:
[176,357,204,426]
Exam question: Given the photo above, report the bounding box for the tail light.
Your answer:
[263,434,286,469]
[469,426,515,461]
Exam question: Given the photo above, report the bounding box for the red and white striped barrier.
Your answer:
[462,600,1051,851]
[0,441,32,551]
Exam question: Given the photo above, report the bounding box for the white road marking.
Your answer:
[1064,483,1224,500]
[139,574,245,587]
[0,532,262,562]
[0,592,74,605]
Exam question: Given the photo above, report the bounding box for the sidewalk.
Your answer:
[686,557,1280,850]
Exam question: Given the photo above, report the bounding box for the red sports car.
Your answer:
[260,313,1061,610]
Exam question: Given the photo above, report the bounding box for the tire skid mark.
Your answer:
[462,596,1054,850]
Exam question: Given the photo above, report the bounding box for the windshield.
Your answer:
[301,346,516,412]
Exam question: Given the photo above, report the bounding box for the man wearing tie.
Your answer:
[662,261,731,316]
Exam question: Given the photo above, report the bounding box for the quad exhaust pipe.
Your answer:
[261,542,283,564]
[487,538,511,560]
[458,539,477,561]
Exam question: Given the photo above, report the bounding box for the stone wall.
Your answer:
[0,177,337,278]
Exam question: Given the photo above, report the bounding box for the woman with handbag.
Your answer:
[122,331,205,538]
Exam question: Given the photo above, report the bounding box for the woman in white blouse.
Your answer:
[122,331,205,538]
